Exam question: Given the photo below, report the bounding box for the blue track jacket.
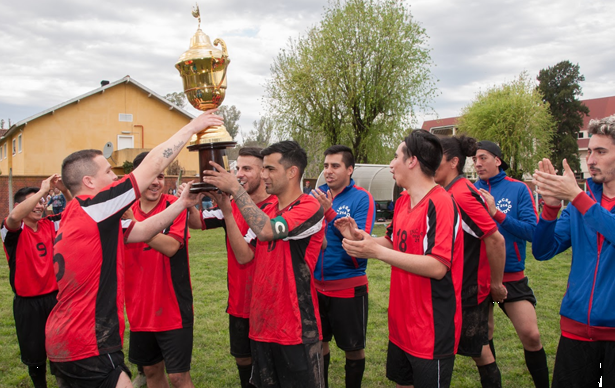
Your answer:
[313,180,376,291]
[475,170,537,274]
[533,179,615,340]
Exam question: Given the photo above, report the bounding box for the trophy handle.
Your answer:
[212,38,230,91]
[213,38,228,57]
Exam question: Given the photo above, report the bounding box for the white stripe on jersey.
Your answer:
[121,219,133,229]
[283,217,324,241]
[202,208,224,220]
[244,228,256,244]
[461,219,477,238]
[82,189,137,223]
[423,213,430,253]
[52,219,61,232]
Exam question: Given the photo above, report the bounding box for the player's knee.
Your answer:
[168,371,192,387]
[519,330,542,349]
[143,362,165,379]
[345,349,365,360]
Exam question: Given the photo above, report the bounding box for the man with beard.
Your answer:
[184,147,275,388]
[203,141,325,387]
[533,115,615,387]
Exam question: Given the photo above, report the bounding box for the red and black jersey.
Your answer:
[385,186,463,360]
[125,194,192,332]
[250,194,325,345]
[46,174,139,362]
[2,214,62,297]
[446,175,499,306]
[201,195,277,318]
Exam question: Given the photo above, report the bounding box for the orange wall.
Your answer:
[0,82,200,177]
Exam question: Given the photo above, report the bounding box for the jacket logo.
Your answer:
[497,198,512,214]
[336,205,351,217]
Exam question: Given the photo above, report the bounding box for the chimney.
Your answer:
[101,80,110,87]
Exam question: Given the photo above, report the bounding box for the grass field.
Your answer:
[0,224,571,387]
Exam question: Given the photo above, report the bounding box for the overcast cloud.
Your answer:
[1,0,614,140]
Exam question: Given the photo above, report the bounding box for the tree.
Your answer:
[165,92,187,109]
[537,61,589,174]
[166,160,184,175]
[218,105,241,140]
[266,0,436,164]
[243,117,275,149]
[457,72,555,180]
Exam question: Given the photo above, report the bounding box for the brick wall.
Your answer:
[0,175,201,221]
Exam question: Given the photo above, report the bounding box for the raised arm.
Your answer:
[126,182,203,243]
[6,175,56,229]
[131,110,223,194]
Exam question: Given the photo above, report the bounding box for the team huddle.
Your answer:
[2,111,615,388]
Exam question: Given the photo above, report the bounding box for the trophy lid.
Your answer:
[176,28,224,63]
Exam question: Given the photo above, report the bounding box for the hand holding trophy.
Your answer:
[176,4,236,192]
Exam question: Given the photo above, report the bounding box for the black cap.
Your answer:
[477,141,509,171]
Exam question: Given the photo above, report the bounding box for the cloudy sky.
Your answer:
[1,0,614,141]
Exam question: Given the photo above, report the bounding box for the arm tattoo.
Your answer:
[234,188,268,235]
[162,148,173,158]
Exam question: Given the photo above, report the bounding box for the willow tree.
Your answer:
[458,72,555,180]
[266,0,436,164]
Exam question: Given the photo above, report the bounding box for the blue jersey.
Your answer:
[313,180,376,291]
[475,170,537,273]
[534,179,615,340]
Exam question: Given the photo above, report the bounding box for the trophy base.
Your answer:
[188,141,237,193]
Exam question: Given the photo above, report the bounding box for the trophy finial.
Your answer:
[192,3,201,29]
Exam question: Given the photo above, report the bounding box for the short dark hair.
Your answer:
[132,151,149,169]
[261,141,308,177]
[14,187,39,204]
[61,149,104,194]
[238,147,264,160]
[440,135,478,175]
[402,130,443,177]
[324,145,355,169]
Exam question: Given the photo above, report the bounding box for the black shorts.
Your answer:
[552,335,615,388]
[229,315,251,358]
[498,277,537,314]
[250,340,324,387]
[318,285,368,352]
[50,351,130,388]
[128,327,193,374]
[386,341,455,388]
[13,291,57,366]
[458,296,491,357]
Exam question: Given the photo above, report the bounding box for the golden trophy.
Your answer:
[176,4,236,192]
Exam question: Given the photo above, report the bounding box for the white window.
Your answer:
[117,135,134,150]
[119,113,133,122]
[3,143,6,158]
[12,139,16,155]
[0,144,3,159]
[18,134,22,153]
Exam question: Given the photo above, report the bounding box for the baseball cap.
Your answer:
[477,141,509,171]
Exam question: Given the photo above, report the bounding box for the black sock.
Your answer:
[345,358,365,388]
[477,362,502,388]
[524,347,549,388]
[489,339,497,361]
[28,365,47,388]
[237,363,253,388]
[323,353,331,388]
